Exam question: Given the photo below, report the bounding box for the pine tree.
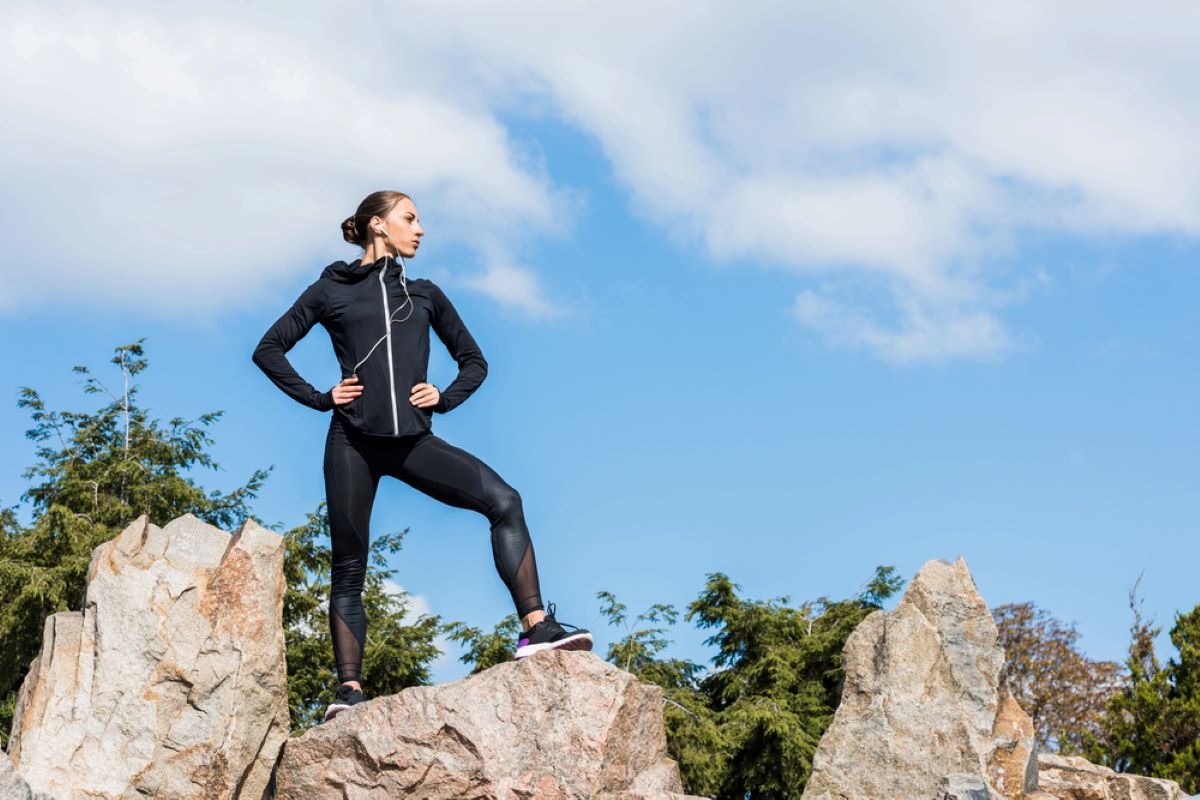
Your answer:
[0,341,268,749]
[685,566,903,800]
[1158,605,1200,787]
[593,566,904,800]
[1085,576,1200,793]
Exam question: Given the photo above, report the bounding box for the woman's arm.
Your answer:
[252,280,336,411]
[429,283,488,413]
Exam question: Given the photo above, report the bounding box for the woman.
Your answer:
[252,190,592,723]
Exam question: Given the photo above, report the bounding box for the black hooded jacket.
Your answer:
[252,255,487,437]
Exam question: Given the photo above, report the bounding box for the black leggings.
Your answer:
[323,413,543,684]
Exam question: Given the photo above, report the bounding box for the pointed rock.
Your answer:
[6,514,290,800]
[801,557,1038,800]
[274,649,705,799]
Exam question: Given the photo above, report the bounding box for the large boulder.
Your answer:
[6,514,290,800]
[1037,753,1188,800]
[273,648,704,799]
[802,557,1037,800]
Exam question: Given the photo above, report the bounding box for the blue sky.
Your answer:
[1,3,1197,683]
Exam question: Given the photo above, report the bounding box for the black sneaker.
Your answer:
[322,683,364,722]
[515,602,593,659]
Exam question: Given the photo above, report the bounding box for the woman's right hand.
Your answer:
[330,376,364,405]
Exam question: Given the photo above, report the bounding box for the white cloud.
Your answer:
[0,3,565,316]
[393,0,1200,362]
[3,2,1199,361]
[794,289,1015,366]
[450,259,564,319]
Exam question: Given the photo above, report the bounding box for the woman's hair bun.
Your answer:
[341,216,360,246]
[342,192,410,248]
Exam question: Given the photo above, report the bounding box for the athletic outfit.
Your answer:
[252,254,591,721]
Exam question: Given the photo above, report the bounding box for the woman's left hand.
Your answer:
[410,382,440,409]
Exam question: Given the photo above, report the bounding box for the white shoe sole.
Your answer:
[323,702,351,722]
[515,631,593,659]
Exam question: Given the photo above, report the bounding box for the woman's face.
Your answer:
[375,198,423,258]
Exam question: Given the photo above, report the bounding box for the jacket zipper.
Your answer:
[377,267,400,434]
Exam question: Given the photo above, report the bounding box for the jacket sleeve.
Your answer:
[251,279,336,412]
[429,283,488,414]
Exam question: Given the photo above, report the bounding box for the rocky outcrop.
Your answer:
[800,556,1198,800]
[273,648,704,800]
[11,519,1194,800]
[1037,753,1188,800]
[802,557,1038,800]
[6,514,290,800]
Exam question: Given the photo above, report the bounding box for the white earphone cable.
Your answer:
[350,238,414,377]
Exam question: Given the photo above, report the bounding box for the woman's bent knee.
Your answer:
[488,484,523,522]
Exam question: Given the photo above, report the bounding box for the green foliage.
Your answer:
[657,682,727,797]
[445,614,521,674]
[596,566,905,800]
[17,341,268,531]
[0,341,269,750]
[282,502,447,732]
[684,567,904,800]
[1086,578,1200,792]
[1160,605,1200,787]
[596,591,703,690]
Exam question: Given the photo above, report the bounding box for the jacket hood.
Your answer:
[320,255,393,284]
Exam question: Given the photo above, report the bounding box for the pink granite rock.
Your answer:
[274,648,705,799]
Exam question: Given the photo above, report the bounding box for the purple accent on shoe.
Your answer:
[518,638,530,647]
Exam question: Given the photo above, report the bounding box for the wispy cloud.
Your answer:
[794,289,1015,366]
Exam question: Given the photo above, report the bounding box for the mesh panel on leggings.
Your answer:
[511,538,543,619]
[330,596,365,683]
[479,471,543,620]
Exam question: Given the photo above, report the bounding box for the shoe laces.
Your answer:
[541,602,582,633]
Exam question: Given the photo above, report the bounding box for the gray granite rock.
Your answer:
[802,557,1037,800]
[6,514,290,800]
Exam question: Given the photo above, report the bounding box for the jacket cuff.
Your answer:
[313,389,335,412]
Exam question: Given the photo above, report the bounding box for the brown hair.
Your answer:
[341,190,411,247]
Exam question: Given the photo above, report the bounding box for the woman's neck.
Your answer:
[359,244,397,266]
